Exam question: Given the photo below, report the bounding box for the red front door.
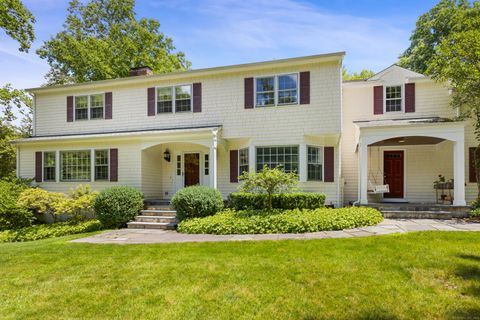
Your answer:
[383,151,404,198]
[184,153,200,187]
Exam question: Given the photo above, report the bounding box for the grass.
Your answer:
[0,232,479,319]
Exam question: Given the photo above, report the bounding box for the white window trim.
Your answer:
[155,84,193,115]
[94,149,110,181]
[42,151,56,182]
[254,145,300,173]
[306,145,324,182]
[384,84,404,113]
[238,148,249,176]
[73,93,106,121]
[60,149,93,182]
[254,73,299,108]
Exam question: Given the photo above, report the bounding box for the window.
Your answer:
[43,152,56,182]
[60,151,91,181]
[157,87,173,113]
[386,86,402,112]
[176,155,181,175]
[75,94,104,120]
[175,85,192,112]
[278,74,298,105]
[75,96,88,120]
[256,77,275,107]
[307,146,323,181]
[256,74,298,107]
[204,154,209,175]
[90,94,104,119]
[239,148,249,175]
[156,85,192,114]
[256,146,298,173]
[94,150,109,181]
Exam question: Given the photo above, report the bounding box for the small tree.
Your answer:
[239,165,298,210]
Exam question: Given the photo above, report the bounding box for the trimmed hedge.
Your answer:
[228,192,326,210]
[0,220,103,243]
[172,186,224,221]
[93,186,144,228]
[177,207,383,234]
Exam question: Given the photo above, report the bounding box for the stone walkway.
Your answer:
[71,219,480,245]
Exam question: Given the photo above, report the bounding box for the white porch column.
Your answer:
[453,138,466,206]
[248,145,255,173]
[299,143,307,182]
[209,130,218,189]
[358,138,369,205]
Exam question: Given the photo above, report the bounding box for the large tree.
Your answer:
[37,0,190,85]
[342,69,375,81]
[398,0,477,74]
[0,0,35,52]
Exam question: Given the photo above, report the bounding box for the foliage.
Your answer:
[171,186,224,221]
[0,179,35,230]
[37,0,190,85]
[93,186,144,228]
[17,188,66,222]
[229,192,325,210]
[0,123,19,179]
[178,207,383,235]
[398,0,477,74]
[55,185,98,221]
[0,220,103,243]
[342,68,375,81]
[470,208,480,217]
[0,0,35,52]
[239,165,298,210]
[0,83,32,132]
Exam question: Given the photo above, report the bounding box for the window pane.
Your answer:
[75,96,88,120]
[61,151,91,181]
[175,85,191,112]
[255,146,298,173]
[256,77,275,107]
[95,150,109,180]
[278,74,297,90]
[256,92,275,106]
[204,154,209,175]
[239,148,249,175]
[157,87,173,113]
[386,86,402,112]
[43,152,56,182]
[90,107,104,119]
[256,77,274,92]
[307,146,323,181]
[90,94,103,108]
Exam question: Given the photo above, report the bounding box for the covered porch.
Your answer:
[356,118,467,206]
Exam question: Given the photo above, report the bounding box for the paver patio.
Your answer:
[71,219,480,244]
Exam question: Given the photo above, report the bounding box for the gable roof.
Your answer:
[368,64,426,81]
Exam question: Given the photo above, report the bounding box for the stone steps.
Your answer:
[127,200,178,230]
[381,210,468,219]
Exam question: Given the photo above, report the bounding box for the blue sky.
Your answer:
[0,0,439,90]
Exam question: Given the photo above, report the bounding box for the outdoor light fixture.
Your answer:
[163,149,171,162]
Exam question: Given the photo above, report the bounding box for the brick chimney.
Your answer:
[129,66,153,77]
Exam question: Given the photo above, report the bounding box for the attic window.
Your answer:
[386,86,402,112]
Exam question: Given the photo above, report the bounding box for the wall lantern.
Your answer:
[163,149,171,162]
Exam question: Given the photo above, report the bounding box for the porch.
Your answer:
[356,118,467,206]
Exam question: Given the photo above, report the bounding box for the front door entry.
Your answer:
[184,153,200,187]
[383,150,404,198]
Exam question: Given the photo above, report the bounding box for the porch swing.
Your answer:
[368,146,390,194]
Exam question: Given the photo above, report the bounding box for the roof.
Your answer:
[26,51,345,94]
[11,125,222,144]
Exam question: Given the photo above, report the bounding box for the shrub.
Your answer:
[229,192,325,210]
[56,185,98,221]
[171,186,224,221]
[17,188,66,222]
[470,208,480,217]
[0,180,35,230]
[93,186,144,228]
[239,165,298,210]
[0,220,103,243]
[178,207,383,235]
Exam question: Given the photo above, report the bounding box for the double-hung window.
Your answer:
[94,150,109,181]
[256,74,298,107]
[74,94,104,120]
[43,152,56,182]
[386,86,402,112]
[157,85,192,113]
[307,146,323,181]
[256,146,299,173]
[60,151,91,181]
[239,148,249,175]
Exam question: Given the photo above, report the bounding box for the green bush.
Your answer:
[0,180,35,230]
[17,188,66,222]
[229,192,325,210]
[470,208,480,217]
[171,186,224,221]
[178,207,383,235]
[93,186,144,228]
[0,220,103,243]
[56,185,98,221]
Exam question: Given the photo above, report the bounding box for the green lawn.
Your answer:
[0,232,479,319]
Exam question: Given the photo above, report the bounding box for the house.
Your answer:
[12,52,477,207]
